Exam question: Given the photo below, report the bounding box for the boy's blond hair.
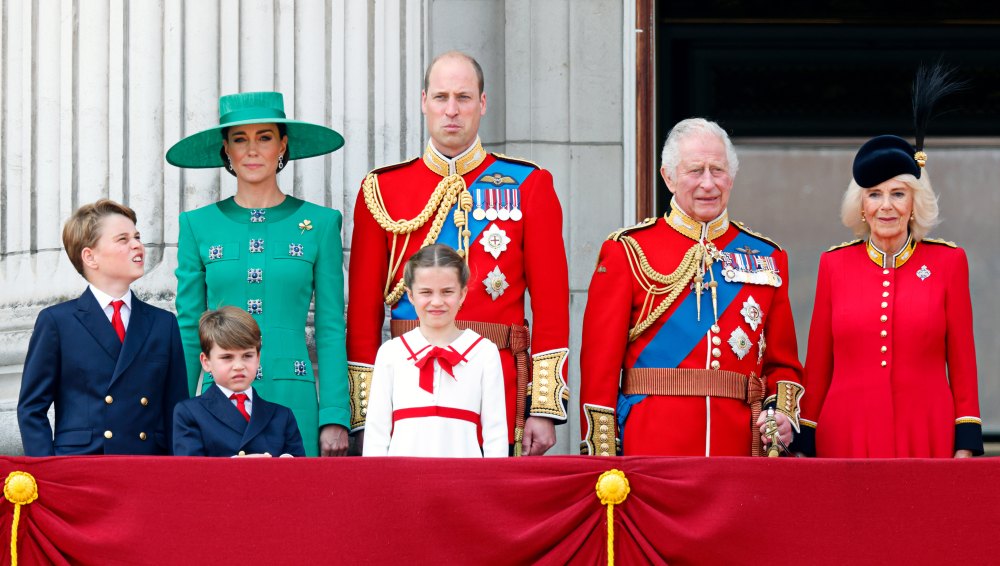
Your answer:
[198,306,262,355]
[61,199,138,276]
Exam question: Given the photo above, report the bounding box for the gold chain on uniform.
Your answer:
[361,171,473,305]
[621,236,703,341]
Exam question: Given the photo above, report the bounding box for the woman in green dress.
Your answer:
[166,92,349,456]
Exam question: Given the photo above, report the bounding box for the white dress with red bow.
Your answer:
[363,328,508,457]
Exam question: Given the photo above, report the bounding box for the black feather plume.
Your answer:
[912,63,967,151]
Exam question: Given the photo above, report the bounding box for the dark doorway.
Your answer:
[650,2,1000,215]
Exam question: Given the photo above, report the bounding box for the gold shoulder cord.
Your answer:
[361,172,473,305]
[620,236,703,341]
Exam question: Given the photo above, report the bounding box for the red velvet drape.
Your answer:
[1,456,997,565]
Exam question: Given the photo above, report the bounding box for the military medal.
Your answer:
[483,266,509,300]
[728,327,752,360]
[472,188,487,221]
[497,189,511,221]
[509,189,522,221]
[480,223,511,259]
[916,265,931,280]
[485,190,498,221]
[740,296,763,331]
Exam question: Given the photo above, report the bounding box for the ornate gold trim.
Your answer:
[666,201,729,242]
[620,236,703,341]
[608,217,657,242]
[923,237,957,248]
[347,362,374,431]
[527,349,569,420]
[362,171,471,305]
[581,404,618,456]
[423,138,487,177]
[491,151,540,169]
[827,239,863,252]
[733,221,783,250]
[775,380,804,433]
[865,235,916,269]
[956,416,982,425]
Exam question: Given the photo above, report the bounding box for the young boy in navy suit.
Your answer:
[173,307,305,457]
[17,199,188,456]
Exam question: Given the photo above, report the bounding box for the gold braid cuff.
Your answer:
[362,171,471,305]
[347,362,374,431]
[581,404,618,456]
[526,349,569,419]
[620,236,702,341]
[775,380,805,433]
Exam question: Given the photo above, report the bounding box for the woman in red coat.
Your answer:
[795,134,983,458]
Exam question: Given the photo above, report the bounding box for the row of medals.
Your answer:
[471,188,522,222]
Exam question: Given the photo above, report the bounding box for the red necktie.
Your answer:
[412,347,464,394]
[231,393,250,421]
[110,300,126,342]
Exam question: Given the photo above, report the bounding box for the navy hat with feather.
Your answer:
[852,64,965,188]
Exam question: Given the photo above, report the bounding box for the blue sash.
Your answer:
[617,231,776,431]
[391,158,535,320]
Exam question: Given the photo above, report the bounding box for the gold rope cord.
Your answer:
[4,471,38,566]
[621,236,702,341]
[362,172,470,305]
[596,469,630,566]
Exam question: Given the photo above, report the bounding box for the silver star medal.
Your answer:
[916,265,931,281]
[728,327,752,360]
[480,223,511,260]
[483,266,509,300]
[740,296,763,331]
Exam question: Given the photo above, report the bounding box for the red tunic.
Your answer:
[798,238,983,457]
[346,140,570,443]
[579,206,803,456]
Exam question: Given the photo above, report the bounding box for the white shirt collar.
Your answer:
[215,383,254,402]
[89,284,132,310]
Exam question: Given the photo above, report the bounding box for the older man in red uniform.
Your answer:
[347,52,570,455]
[580,118,804,456]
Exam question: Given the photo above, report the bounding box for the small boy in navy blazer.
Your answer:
[173,307,305,457]
[17,199,188,456]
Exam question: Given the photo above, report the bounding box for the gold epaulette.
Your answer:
[733,221,783,250]
[922,237,958,248]
[491,152,540,169]
[608,217,657,241]
[827,239,863,252]
[367,156,419,177]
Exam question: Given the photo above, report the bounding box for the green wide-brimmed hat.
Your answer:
[165,91,344,168]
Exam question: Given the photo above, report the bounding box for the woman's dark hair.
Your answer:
[219,123,289,177]
[403,244,470,290]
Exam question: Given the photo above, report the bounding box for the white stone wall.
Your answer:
[0,0,628,455]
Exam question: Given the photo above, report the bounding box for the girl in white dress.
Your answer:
[362,244,508,457]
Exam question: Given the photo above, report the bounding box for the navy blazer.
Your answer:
[172,385,306,457]
[17,288,188,456]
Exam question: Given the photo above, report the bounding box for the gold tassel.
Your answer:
[596,469,630,566]
[4,471,39,566]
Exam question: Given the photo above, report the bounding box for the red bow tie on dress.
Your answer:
[413,347,464,394]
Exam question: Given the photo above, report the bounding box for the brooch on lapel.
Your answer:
[299,219,313,234]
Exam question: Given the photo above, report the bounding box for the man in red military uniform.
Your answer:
[346,51,570,455]
[579,118,804,456]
